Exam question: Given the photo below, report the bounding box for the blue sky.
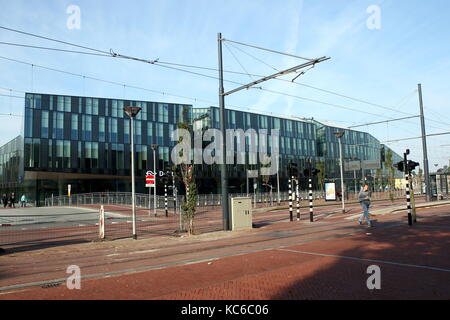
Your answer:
[0,0,449,169]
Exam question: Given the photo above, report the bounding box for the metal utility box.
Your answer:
[230,197,252,231]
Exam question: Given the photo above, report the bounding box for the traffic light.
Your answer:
[395,161,404,172]
[303,168,311,177]
[407,160,420,173]
[288,162,299,177]
[303,168,320,177]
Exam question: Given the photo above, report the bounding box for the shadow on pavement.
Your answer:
[272,215,450,300]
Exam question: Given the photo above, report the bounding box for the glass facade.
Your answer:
[0,93,403,205]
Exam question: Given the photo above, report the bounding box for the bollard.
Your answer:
[309,178,314,222]
[99,205,105,239]
[289,178,293,222]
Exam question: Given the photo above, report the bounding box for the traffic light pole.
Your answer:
[308,160,314,222]
[289,177,293,222]
[404,151,413,226]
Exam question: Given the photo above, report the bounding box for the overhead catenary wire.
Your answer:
[0,57,325,122]
[1,29,448,129]
[0,54,393,122]
[0,41,111,57]
[1,26,449,129]
[0,25,110,55]
[221,37,315,62]
[223,42,255,82]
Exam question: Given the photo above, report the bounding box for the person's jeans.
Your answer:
[359,201,371,226]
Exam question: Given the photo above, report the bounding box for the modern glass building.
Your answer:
[0,93,403,205]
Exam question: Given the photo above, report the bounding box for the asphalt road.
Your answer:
[0,206,129,230]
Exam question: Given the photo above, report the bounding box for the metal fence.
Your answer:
[43,189,408,209]
[44,191,328,209]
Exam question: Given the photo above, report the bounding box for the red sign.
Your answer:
[146,174,155,187]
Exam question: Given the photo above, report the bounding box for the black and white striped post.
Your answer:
[403,150,413,226]
[406,174,413,226]
[172,173,177,216]
[296,182,300,221]
[164,184,168,217]
[309,178,314,222]
[289,177,293,222]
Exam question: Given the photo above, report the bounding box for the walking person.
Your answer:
[9,193,16,208]
[2,194,7,208]
[358,185,372,227]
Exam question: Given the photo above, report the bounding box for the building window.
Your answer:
[105,100,110,117]
[112,100,118,118]
[63,140,71,168]
[135,121,142,144]
[56,140,63,169]
[124,119,130,143]
[93,98,99,115]
[136,145,148,170]
[158,103,169,123]
[84,142,99,169]
[78,141,82,168]
[109,118,118,143]
[99,117,105,142]
[147,122,153,144]
[48,139,53,168]
[86,98,92,115]
[157,123,164,145]
[111,144,124,170]
[71,114,78,140]
[53,112,64,140]
[24,138,40,168]
[82,115,92,141]
[118,100,124,118]
[26,94,41,109]
[41,110,49,138]
[55,140,71,168]
[24,108,33,137]
[64,96,71,112]
[57,96,64,111]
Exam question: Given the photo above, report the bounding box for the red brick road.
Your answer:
[0,203,449,300]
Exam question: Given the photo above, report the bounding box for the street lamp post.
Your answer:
[124,106,141,240]
[151,144,159,216]
[335,131,345,213]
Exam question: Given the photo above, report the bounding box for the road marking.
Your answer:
[345,214,361,220]
[129,249,159,255]
[277,248,450,273]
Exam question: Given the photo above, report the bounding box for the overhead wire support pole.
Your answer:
[218,33,231,231]
[418,84,431,202]
[217,33,330,230]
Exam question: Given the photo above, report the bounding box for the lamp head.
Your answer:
[124,106,142,118]
[334,131,345,139]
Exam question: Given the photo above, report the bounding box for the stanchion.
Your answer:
[288,178,293,221]
[99,205,105,239]
[309,178,314,222]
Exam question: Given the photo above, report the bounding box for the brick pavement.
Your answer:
[0,203,449,300]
